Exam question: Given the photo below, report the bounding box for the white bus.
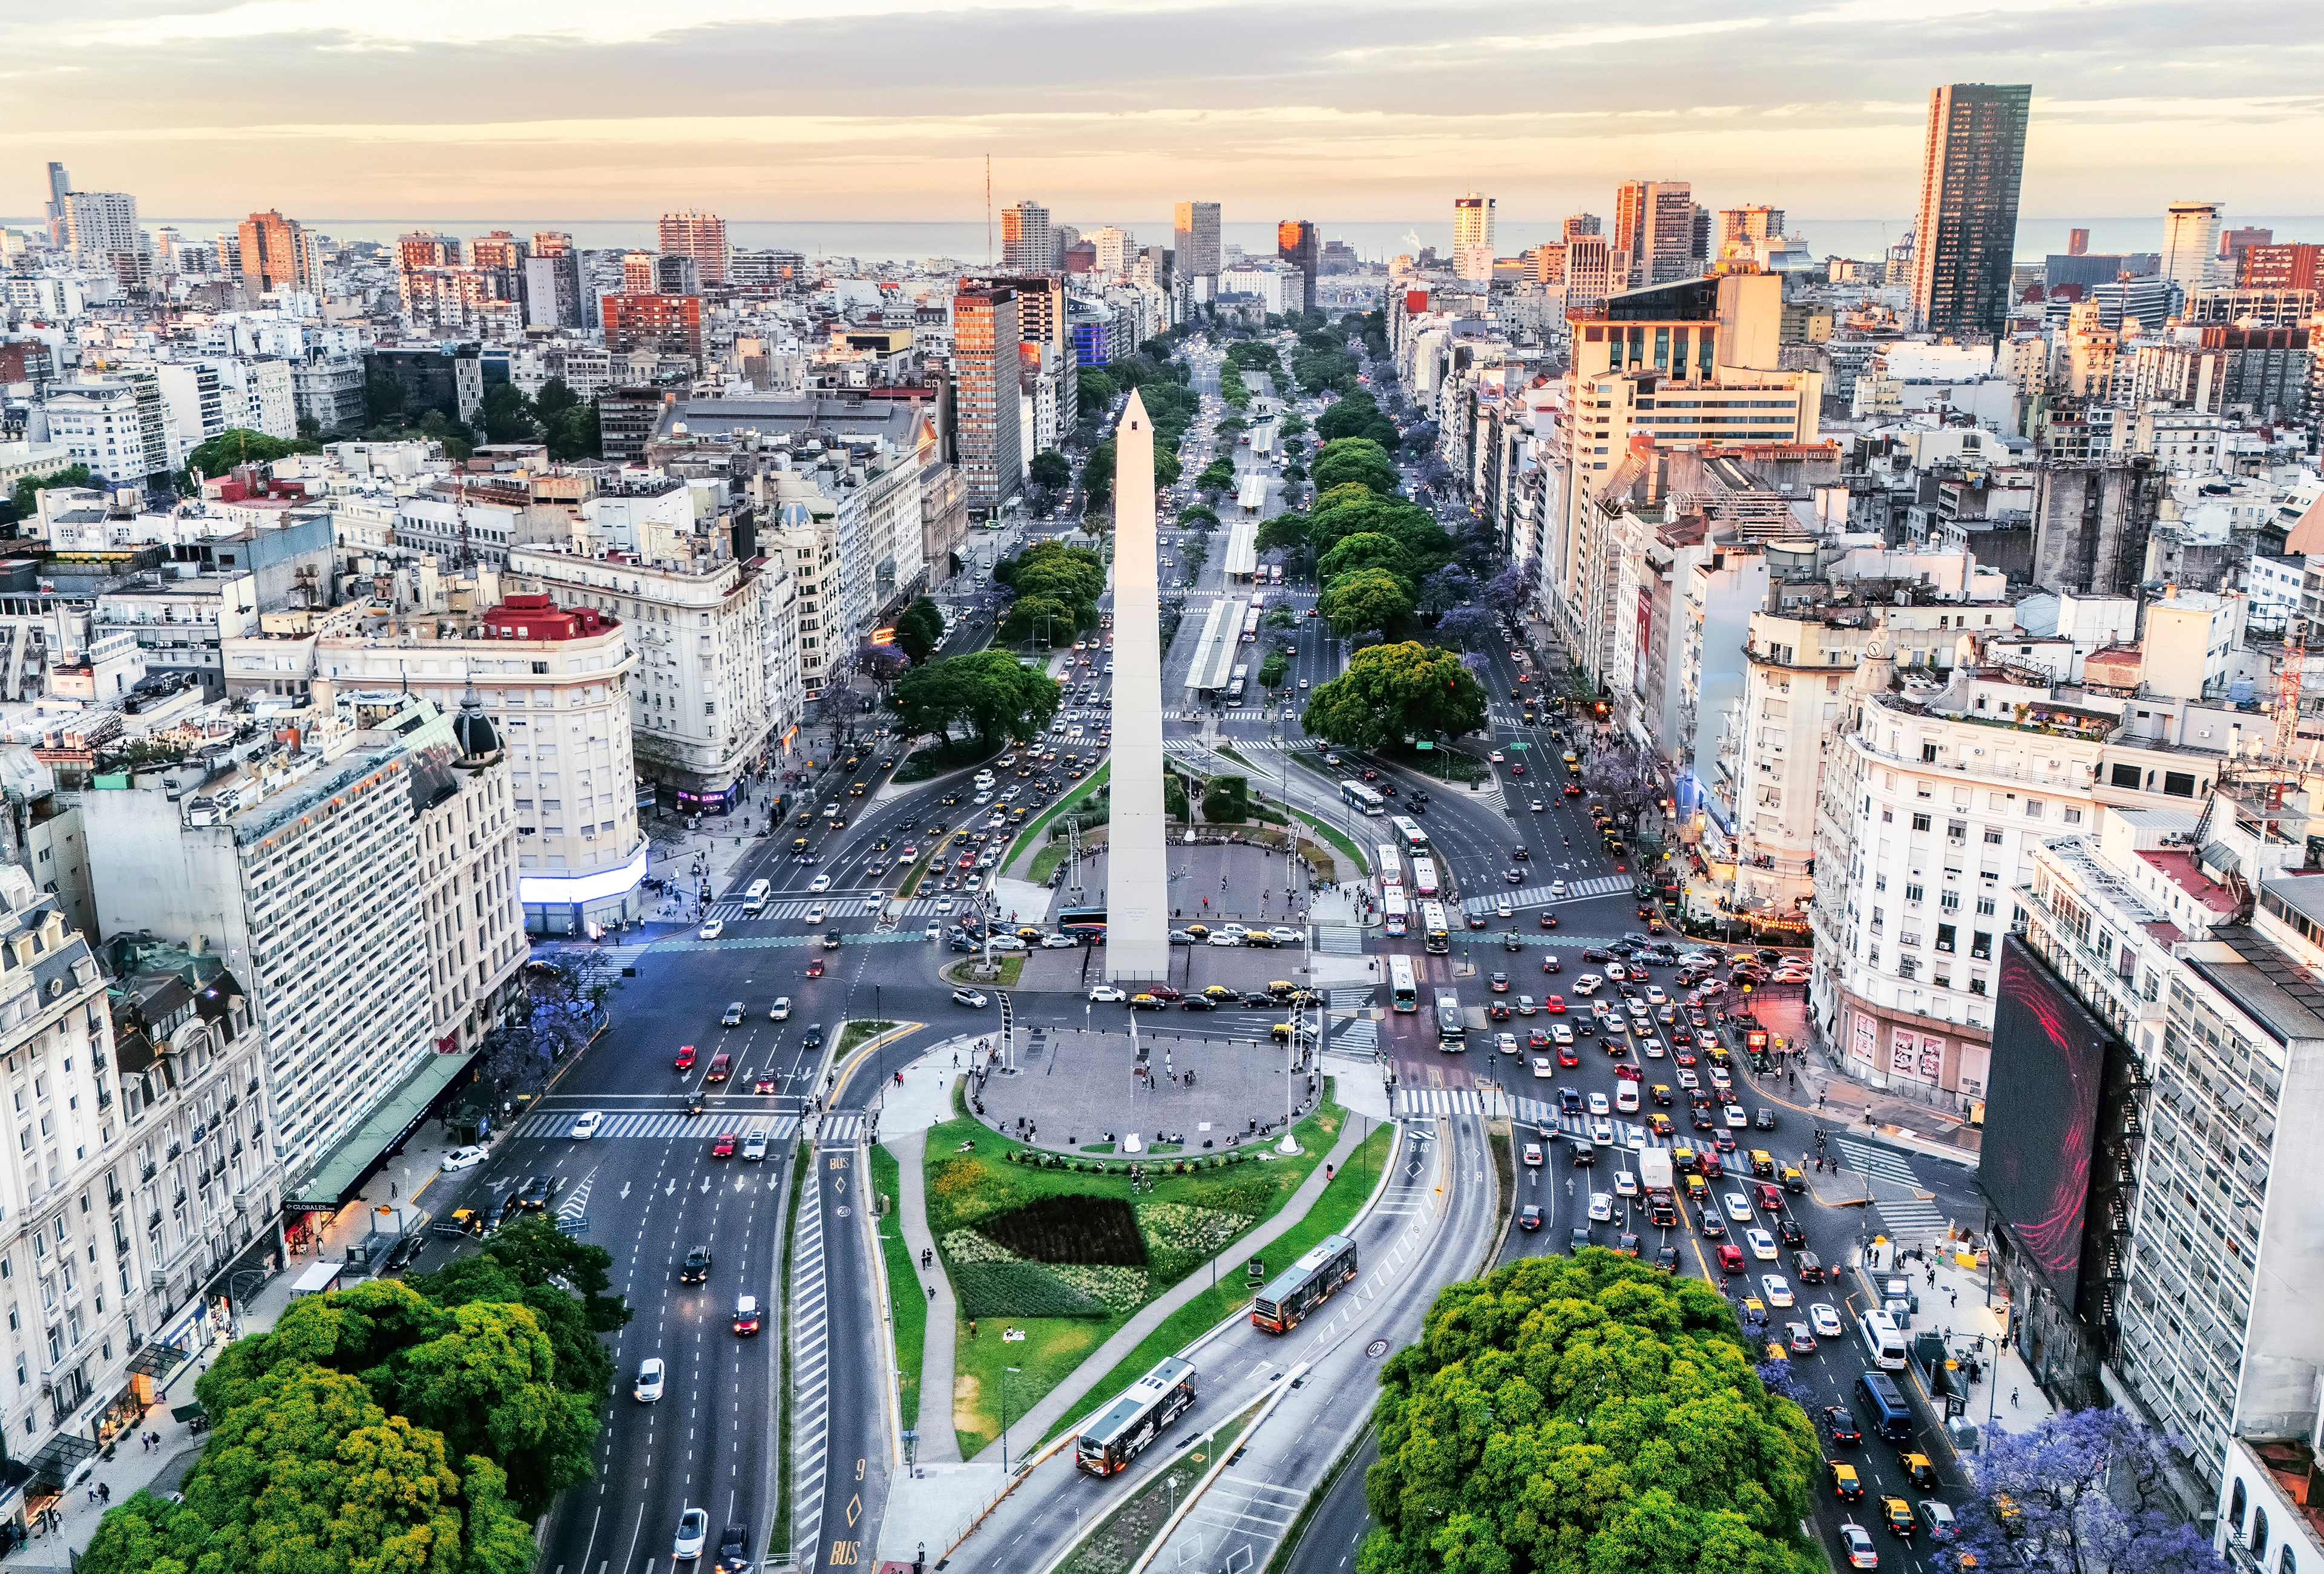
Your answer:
[1375,844,1404,891]
[1390,815,1429,854]
[1388,954,1419,1012]
[1434,989,1465,1051]
[1383,891,1410,937]
[1856,1309,1907,1372]
[1411,857,1441,898]
[1341,780,1386,816]
[1420,900,1451,954]
[741,878,771,915]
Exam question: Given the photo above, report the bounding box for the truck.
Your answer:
[1638,1149,1678,1228]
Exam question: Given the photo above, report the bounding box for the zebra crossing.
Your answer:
[513,1110,801,1142]
[1460,874,1630,915]
[1333,1018,1379,1054]
[1313,925,1366,956]
[1394,1087,1481,1115]
[1834,1138,1950,1239]
[1328,987,1374,1010]
[698,895,881,922]
[814,1113,865,1145]
[1507,1101,1667,1150]
[1836,1136,1920,1187]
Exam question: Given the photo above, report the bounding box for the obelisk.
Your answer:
[1106,390,1169,983]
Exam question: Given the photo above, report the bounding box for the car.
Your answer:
[1531,1055,1554,1079]
[698,919,726,940]
[1787,1320,1817,1354]
[1521,1141,1546,1168]
[441,1145,488,1172]
[1810,1303,1845,1339]
[1698,1212,1726,1240]
[1715,1243,1746,1274]
[1614,1083,1640,1114]
[753,1072,779,1094]
[741,1131,769,1161]
[680,1244,713,1284]
[1916,1501,1959,1541]
[1207,931,1241,946]
[1490,972,1510,992]
[1503,868,1524,884]
[1761,1274,1794,1308]
[1653,1245,1681,1273]
[675,1507,712,1561]
[1515,994,1537,1016]
[1779,1216,1808,1248]
[1822,1403,1863,1445]
[1543,994,1566,1013]
[1589,1118,1615,1145]
[571,1110,603,1141]
[1572,974,1600,996]
[1830,1461,1866,1502]
[733,1295,761,1336]
[809,873,832,893]
[721,1000,746,1027]
[1903,1454,1940,1493]
[1488,1001,1512,1022]
[1840,1523,1879,1570]
[1531,799,1546,812]
[769,996,792,1021]
[634,1357,666,1403]
[951,989,990,1009]
[1586,1090,1610,1116]
[805,957,826,978]
[1722,1191,1753,1223]
[1089,986,1128,1003]
[674,1044,698,1072]
[1880,1497,1915,1540]
[711,1132,738,1159]
[1517,1204,1543,1231]
[1268,926,1302,944]
[1549,879,1568,898]
[1746,1227,1778,1260]
[1041,933,1078,949]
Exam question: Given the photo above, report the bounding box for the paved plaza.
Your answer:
[967,1027,1325,1153]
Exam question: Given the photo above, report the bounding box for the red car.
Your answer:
[754,1075,778,1094]
[1558,1045,1579,1067]
[711,1133,738,1158]
[674,1044,698,1072]
[805,957,826,978]
[1544,995,1566,1013]
[1614,1063,1643,1082]
[1716,1243,1746,1274]
[1509,763,1525,777]
[1562,783,1583,797]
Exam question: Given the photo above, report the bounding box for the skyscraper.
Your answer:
[62,191,141,261]
[42,162,70,249]
[1612,179,1696,288]
[951,286,1025,517]
[1717,205,1785,260]
[658,209,728,285]
[1907,83,2032,338]
[239,209,318,294]
[1001,202,1056,272]
[526,232,584,329]
[1173,201,1221,283]
[2160,200,2224,301]
[1277,220,1319,314]
[1452,193,1496,282]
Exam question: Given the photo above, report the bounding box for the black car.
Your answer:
[1778,1217,1808,1248]
[1244,931,1280,948]
[1754,1107,1778,1130]
[1518,1204,1544,1232]
[1180,996,1217,1011]
[1466,912,1489,930]
[517,1175,556,1211]
[1571,1141,1597,1167]
[1581,946,1613,962]
[1699,1214,1726,1239]
[802,1024,825,1051]
[680,1245,713,1285]
[1653,1245,1681,1273]
[718,1523,751,1574]
[1794,1250,1824,1283]
[1241,992,1275,1008]
[1504,868,1525,884]
[1559,1087,1583,1114]
[1822,1405,1863,1446]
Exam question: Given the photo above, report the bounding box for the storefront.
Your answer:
[519,841,648,937]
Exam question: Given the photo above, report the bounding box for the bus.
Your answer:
[1857,1311,1908,1373]
[1420,900,1451,954]
[1226,664,1248,703]
[1268,563,1283,586]
[1250,1236,1358,1334]
[1374,844,1403,890]
[1240,595,1265,643]
[1383,891,1410,937]
[1411,857,1441,898]
[1388,954,1419,1011]
[1390,815,1429,855]
[1434,989,1466,1051]
[1074,1356,1198,1476]
[1057,906,1108,937]
[1341,780,1386,816]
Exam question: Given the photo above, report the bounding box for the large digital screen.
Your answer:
[1980,938,2110,1306]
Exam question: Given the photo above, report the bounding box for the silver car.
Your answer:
[675,1507,709,1561]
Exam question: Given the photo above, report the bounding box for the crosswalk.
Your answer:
[1836,1136,1919,1187]
[513,1110,802,1142]
[1333,1018,1378,1054]
[815,1113,865,1145]
[1328,987,1374,1010]
[1313,926,1366,956]
[698,895,883,922]
[1834,1138,1950,1240]
[1396,1087,1480,1115]
[1388,1087,1682,1148]
[1460,874,1630,915]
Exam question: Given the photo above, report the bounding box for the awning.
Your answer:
[126,1342,189,1378]
[25,1432,97,1494]
[287,1259,345,1297]
[284,1046,479,1212]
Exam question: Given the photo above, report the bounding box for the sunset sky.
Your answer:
[7,0,2320,225]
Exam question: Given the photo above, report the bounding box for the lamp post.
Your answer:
[1000,1364,1022,1475]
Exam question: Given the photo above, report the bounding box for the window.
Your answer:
[1911,813,1931,832]
[2026,800,2043,818]
[2110,762,2142,789]
[1969,975,1987,995]
[1948,820,1968,841]
[1905,883,1926,905]
[2164,771,2197,797]
[1984,828,2003,845]
[1937,924,1957,953]
[1922,744,1937,763]
[1971,931,1993,960]
[1898,957,1919,980]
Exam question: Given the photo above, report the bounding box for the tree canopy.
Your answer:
[1302,640,1487,749]
[1319,567,1414,640]
[1318,532,1416,589]
[1316,388,1400,447]
[1028,449,1073,489]
[1310,486,1454,566]
[1582,744,1664,827]
[1955,1408,2224,1574]
[1255,511,1311,558]
[1196,457,1238,494]
[1358,1252,1820,1574]
[894,596,946,665]
[183,428,324,481]
[1311,437,1399,498]
[8,462,93,519]
[893,650,1062,745]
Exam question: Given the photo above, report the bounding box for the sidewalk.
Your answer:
[1879,1240,2057,1441]
[1733,993,1982,1164]
[870,1040,980,1467]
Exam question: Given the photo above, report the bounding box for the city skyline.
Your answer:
[7,1,2320,219]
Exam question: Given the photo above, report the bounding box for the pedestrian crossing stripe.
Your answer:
[1835,1137,1920,1188]
[816,1114,864,1144]
[1506,1099,1672,1150]
[698,895,882,922]
[1460,874,1630,915]
[1328,988,1374,1010]
[513,1111,801,1142]
[1313,926,1365,956]
[1334,1019,1379,1053]
[1874,1199,1949,1241]
[1396,1088,1480,1115]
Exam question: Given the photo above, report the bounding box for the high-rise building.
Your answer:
[1091,226,1135,275]
[1173,201,1221,283]
[62,190,140,261]
[1277,220,1319,314]
[42,160,70,248]
[1001,201,1056,272]
[396,232,461,310]
[1563,212,1601,243]
[2219,225,2272,269]
[652,254,700,297]
[2161,200,2225,301]
[1717,205,1785,260]
[2067,227,2090,255]
[1907,83,2031,338]
[600,292,704,367]
[2239,243,2322,294]
[468,230,527,273]
[238,209,318,294]
[1612,179,1696,288]
[622,250,658,295]
[952,286,1025,516]
[657,209,728,286]
[1452,193,1496,282]
[525,232,585,329]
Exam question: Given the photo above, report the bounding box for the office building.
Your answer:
[2241,244,2322,295]
[42,161,70,249]
[525,233,584,329]
[43,375,173,486]
[237,211,317,295]
[2161,201,2225,301]
[1908,83,2032,338]
[1613,179,1696,288]
[952,286,1024,516]
[396,232,461,309]
[1452,194,1496,282]
[1277,220,1319,314]
[657,209,727,286]
[1174,202,1222,285]
[600,293,704,368]
[1091,226,1136,275]
[1564,212,1601,243]
[62,191,141,264]
[1718,205,1785,260]
[1001,202,1057,272]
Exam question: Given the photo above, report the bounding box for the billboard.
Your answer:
[1980,938,2115,1308]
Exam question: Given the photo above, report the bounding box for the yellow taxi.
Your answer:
[1829,1461,1864,1502]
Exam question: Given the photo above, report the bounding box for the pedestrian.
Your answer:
[1949,1287,1959,1309]
[99,1483,109,1504]
[2011,1387,2020,1409]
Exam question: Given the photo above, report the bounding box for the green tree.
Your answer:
[1317,567,1414,640]
[1316,389,1399,447]
[1356,1254,1819,1574]
[1028,449,1073,490]
[1318,532,1415,588]
[1310,486,1452,565]
[894,596,946,664]
[10,462,93,518]
[364,371,409,424]
[1196,457,1237,493]
[1258,651,1289,688]
[1082,440,1117,505]
[1255,511,1311,557]
[893,650,1060,745]
[1077,367,1118,410]
[536,377,582,420]
[1311,437,1399,497]
[543,398,600,461]
[184,428,320,480]
[1201,774,1252,822]
[1000,594,1077,646]
[478,381,539,444]
[1302,640,1488,749]
[1219,362,1251,409]
[1178,504,1221,531]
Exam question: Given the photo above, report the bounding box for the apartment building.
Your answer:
[952,286,1024,517]
[42,376,174,486]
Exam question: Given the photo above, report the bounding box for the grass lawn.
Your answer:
[1039,1116,1394,1447]
[942,955,1025,987]
[839,1020,898,1056]
[930,1085,1349,1456]
[1028,843,1069,883]
[1285,806,1362,880]
[1006,763,1111,871]
[870,1143,925,1421]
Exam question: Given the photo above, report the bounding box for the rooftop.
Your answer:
[2179,925,2324,1046]
[2136,849,2242,918]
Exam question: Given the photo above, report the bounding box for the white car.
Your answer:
[1613,1170,1639,1197]
[1644,985,1667,1005]
[951,989,990,1009]
[1589,1118,1615,1145]
[1531,1055,1554,1079]
[770,996,793,1021]
[1523,1142,1543,1167]
[1587,1191,1614,1222]
[985,934,1028,952]
[1809,1302,1845,1339]
[1089,986,1128,1003]
[1614,1084,1640,1114]
[440,1145,488,1173]
[1550,1024,1574,1045]
[1207,932,1241,946]
[1267,926,1303,945]
[1531,799,1546,812]
[805,903,828,926]
[1722,1191,1754,1223]
[1746,1227,1779,1261]
[924,922,942,940]
[571,1110,603,1141]
[633,1357,666,1403]
[934,897,955,914]
[674,1507,709,1562]
[1760,1274,1794,1308]
[1549,880,1568,898]
[1724,1105,1749,1129]
[1041,934,1078,949]
[808,873,832,894]
[1587,1091,1610,1117]
[1572,975,1602,996]
[741,1131,769,1162]
[1218,923,1249,938]
[698,919,726,940]
[1494,1032,1518,1056]
[1642,1039,1666,1058]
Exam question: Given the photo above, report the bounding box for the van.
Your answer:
[1857,1309,1907,1372]
[742,879,770,915]
[1856,1368,1914,1444]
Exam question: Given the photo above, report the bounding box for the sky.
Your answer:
[7,0,2322,229]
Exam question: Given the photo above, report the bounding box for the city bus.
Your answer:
[1074,1356,1198,1476]
[1390,815,1429,855]
[1341,780,1386,816]
[1250,1236,1358,1333]
[1057,906,1108,937]
[1411,857,1441,898]
[1268,563,1283,586]
[1226,664,1248,703]
[1240,595,1265,643]
[1374,843,1403,890]
[1420,900,1451,954]
[1388,954,1419,1011]
[1434,989,1466,1051]
[1383,891,1410,937]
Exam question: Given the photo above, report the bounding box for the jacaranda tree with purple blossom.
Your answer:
[1955,1408,2222,1574]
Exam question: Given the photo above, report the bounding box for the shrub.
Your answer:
[953,1262,1111,1319]
[976,1195,1148,1266]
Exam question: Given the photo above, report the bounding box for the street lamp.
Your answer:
[1000,1364,1023,1475]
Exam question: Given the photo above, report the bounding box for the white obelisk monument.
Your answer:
[1106,390,1170,983]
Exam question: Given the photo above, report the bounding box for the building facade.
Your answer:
[1909,83,2032,338]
